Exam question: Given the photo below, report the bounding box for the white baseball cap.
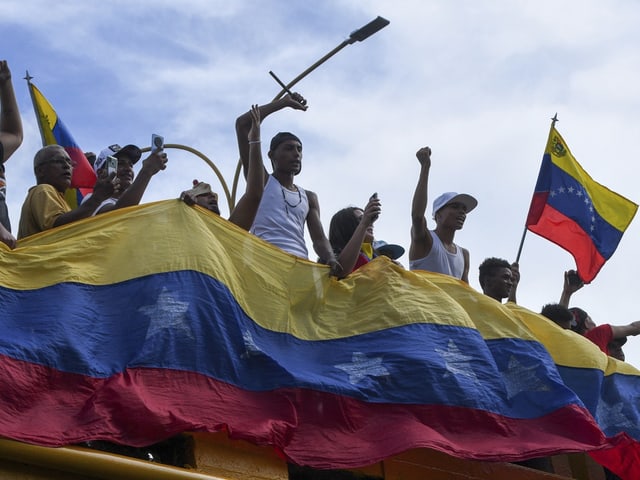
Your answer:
[94,144,141,173]
[432,192,477,218]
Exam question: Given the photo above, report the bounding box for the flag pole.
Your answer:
[514,226,527,264]
[24,71,46,147]
[515,113,559,263]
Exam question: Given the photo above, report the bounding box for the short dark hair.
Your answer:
[478,257,511,288]
[541,303,573,328]
[269,132,302,152]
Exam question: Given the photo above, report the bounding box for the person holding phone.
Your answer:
[234,93,340,276]
[327,194,382,276]
[84,142,167,215]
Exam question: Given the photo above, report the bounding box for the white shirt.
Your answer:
[409,230,464,279]
[251,175,309,258]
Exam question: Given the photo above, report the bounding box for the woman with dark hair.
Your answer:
[328,195,381,276]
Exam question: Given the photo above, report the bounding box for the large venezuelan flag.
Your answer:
[27,81,96,207]
[1,201,640,478]
[526,125,637,283]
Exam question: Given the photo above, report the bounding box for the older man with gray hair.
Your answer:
[18,145,115,239]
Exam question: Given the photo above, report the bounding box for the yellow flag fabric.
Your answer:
[0,200,638,475]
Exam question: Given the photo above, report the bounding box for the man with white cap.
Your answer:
[84,143,167,215]
[409,146,477,283]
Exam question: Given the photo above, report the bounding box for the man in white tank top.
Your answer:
[235,93,340,275]
[409,146,477,283]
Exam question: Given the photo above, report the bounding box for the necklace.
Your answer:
[281,184,302,216]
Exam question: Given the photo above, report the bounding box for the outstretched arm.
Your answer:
[234,93,307,183]
[612,321,640,339]
[229,104,265,230]
[306,190,340,277]
[409,146,433,261]
[334,195,382,276]
[0,60,23,162]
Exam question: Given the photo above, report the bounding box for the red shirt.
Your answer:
[352,252,371,273]
[585,324,613,355]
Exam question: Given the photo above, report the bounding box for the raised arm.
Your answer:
[96,151,168,214]
[229,104,265,230]
[409,146,433,261]
[559,269,584,307]
[306,190,340,276]
[0,60,23,162]
[234,93,307,182]
[334,196,382,276]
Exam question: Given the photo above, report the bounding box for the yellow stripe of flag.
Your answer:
[546,127,637,232]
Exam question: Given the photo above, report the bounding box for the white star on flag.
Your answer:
[435,339,477,382]
[502,355,551,399]
[335,352,389,385]
[241,330,264,358]
[139,287,193,341]
[549,184,596,232]
[597,398,630,432]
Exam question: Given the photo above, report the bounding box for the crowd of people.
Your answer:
[1,58,636,477]
[2,59,636,365]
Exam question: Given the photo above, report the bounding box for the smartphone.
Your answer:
[567,271,582,286]
[151,134,164,153]
[106,155,118,177]
[370,192,379,220]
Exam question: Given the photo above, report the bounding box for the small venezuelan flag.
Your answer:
[27,80,96,208]
[526,125,637,283]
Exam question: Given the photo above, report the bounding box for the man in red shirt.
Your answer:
[569,306,640,356]
[558,269,640,357]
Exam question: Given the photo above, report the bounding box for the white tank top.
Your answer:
[409,230,464,279]
[251,175,309,258]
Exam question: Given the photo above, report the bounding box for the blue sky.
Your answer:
[3,0,640,364]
